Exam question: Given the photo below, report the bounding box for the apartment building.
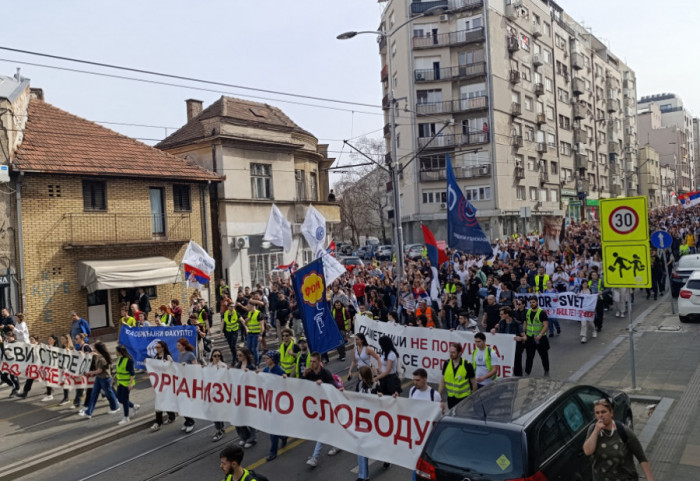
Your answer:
[379,0,637,240]
[157,97,339,288]
[638,94,696,194]
[638,146,662,209]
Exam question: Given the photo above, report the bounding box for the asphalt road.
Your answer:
[1,292,667,481]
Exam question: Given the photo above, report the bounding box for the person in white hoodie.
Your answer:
[12,313,30,343]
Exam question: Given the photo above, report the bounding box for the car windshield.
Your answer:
[423,423,523,479]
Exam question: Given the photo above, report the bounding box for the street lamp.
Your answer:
[338,5,447,285]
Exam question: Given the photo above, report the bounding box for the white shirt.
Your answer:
[473,347,500,386]
[382,351,398,374]
[14,322,30,343]
[409,385,442,404]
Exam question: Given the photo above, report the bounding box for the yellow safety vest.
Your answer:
[160,314,171,326]
[295,351,312,378]
[121,316,136,327]
[332,307,350,331]
[445,283,457,294]
[246,310,261,334]
[526,309,545,337]
[226,469,257,481]
[223,310,239,332]
[472,347,497,381]
[115,357,132,387]
[279,340,296,375]
[443,359,472,399]
[588,279,604,299]
[680,244,690,256]
[198,308,207,325]
[534,274,550,293]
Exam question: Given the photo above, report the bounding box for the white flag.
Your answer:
[263,204,292,252]
[301,205,327,251]
[321,251,346,284]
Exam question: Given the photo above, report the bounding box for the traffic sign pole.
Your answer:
[628,299,636,390]
[662,249,676,315]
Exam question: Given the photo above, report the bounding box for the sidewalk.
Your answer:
[575,298,700,481]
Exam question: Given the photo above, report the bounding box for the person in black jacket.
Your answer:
[491,307,525,376]
[137,288,151,320]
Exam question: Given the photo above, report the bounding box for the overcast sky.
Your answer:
[1,1,697,185]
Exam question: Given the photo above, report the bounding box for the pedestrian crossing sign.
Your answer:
[602,243,651,288]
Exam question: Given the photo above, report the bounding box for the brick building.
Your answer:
[11,92,220,339]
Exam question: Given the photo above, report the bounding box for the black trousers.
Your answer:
[594,299,604,331]
[524,336,549,374]
[513,342,524,377]
[224,330,238,362]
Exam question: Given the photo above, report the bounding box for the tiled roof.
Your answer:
[14,98,221,182]
[156,96,313,150]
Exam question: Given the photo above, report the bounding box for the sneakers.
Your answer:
[244,441,256,448]
[108,408,121,415]
[548,333,554,338]
[77,407,86,413]
[59,398,71,406]
[212,429,225,442]
[9,389,17,398]
[615,312,621,318]
[151,423,160,432]
[306,457,319,467]
[581,336,587,344]
[328,447,339,456]
[77,411,91,419]
[42,395,54,402]
[130,404,140,418]
[543,371,550,377]
[118,417,130,425]
[163,417,173,425]
[238,440,246,447]
[184,424,195,433]
[16,392,27,399]
[592,330,598,338]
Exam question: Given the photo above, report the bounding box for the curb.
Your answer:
[0,417,152,481]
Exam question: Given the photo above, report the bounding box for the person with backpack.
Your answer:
[472,332,499,389]
[438,342,476,409]
[219,444,268,481]
[583,398,654,481]
[408,367,443,481]
[78,341,120,419]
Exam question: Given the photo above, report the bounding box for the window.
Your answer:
[545,77,553,92]
[422,191,446,204]
[527,156,537,171]
[544,22,550,36]
[83,180,106,211]
[251,163,272,199]
[422,192,434,204]
[516,186,526,200]
[524,96,533,111]
[417,89,443,104]
[295,169,306,201]
[529,187,538,200]
[420,154,446,170]
[521,33,530,51]
[558,115,571,130]
[540,189,548,201]
[547,132,556,148]
[554,34,566,49]
[419,122,437,137]
[543,47,552,65]
[525,126,535,142]
[391,40,397,58]
[309,172,318,201]
[546,105,555,120]
[464,186,491,201]
[521,66,531,83]
[557,88,569,103]
[173,184,191,211]
[551,161,558,175]
[559,142,572,156]
[536,101,544,114]
[551,189,558,202]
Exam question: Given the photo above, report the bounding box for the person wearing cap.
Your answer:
[294,337,312,378]
[260,350,287,461]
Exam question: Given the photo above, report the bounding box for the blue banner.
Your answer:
[446,155,493,256]
[119,325,198,370]
[292,258,345,354]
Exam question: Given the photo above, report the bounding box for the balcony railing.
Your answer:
[420,163,491,182]
[412,27,485,49]
[571,52,584,70]
[410,0,448,15]
[60,213,192,248]
[415,95,488,115]
[572,77,585,95]
[448,0,484,12]
[414,62,486,82]
[417,132,489,149]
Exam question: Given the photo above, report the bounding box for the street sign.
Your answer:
[0,275,8,286]
[599,197,648,243]
[602,243,651,288]
[651,230,673,250]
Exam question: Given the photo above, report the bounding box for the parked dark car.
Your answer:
[354,246,373,260]
[416,378,632,481]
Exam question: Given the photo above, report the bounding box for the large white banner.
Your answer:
[514,292,597,322]
[146,359,441,470]
[0,342,94,388]
[354,316,516,384]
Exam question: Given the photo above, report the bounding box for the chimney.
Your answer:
[30,88,44,101]
[186,99,203,121]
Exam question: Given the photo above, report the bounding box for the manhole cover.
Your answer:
[657,326,682,332]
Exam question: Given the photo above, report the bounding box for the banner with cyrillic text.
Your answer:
[514,292,597,322]
[0,342,94,388]
[354,316,516,384]
[146,359,442,469]
[120,325,199,370]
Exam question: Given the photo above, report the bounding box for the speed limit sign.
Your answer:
[600,197,648,243]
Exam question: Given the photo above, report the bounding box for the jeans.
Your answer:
[312,441,324,459]
[548,317,561,335]
[269,434,288,456]
[116,385,134,417]
[85,377,119,416]
[224,330,238,362]
[357,455,369,480]
[246,333,260,365]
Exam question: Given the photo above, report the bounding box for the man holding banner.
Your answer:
[438,342,476,409]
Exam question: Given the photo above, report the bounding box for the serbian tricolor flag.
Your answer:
[277,261,296,273]
[184,264,210,286]
[421,224,449,267]
[182,240,216,288]
[327,240,336,257]
[679,190,700,209]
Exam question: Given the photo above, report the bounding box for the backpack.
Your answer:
[332,373,344,389]
[409,386,437,401]
[614,421,628,444]
[247,469,270,481]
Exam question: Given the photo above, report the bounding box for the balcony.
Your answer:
[574,128,588,144]
[571,52,584,70]
[532,53,543,67]
[537,142,548,153]
[59,213,192,249]
[536,112,546,125]
[515,166,525,179]
[420,163,490,181]
[511,102,522,116]
[509,69,521,84]
[414,62,486,82]
[576,178,591,193]
[383,123,392,137]
[534,83,544,96]
[411,0,448,15]
[539,171,550,184]
[609,142,621,155]
[572,77,585,95]
[573,104,587,120]
[381,64,388,82]
[507,35,519,53]
[417,132,489,150]
[512,135,523,147]
[575,154,588,170]
[449,0,484,12]
[532,22,543,38]
[412,27,485,49]
[416,95,488,115]
[378,36,387,53]
[382,94,390,110]
[606,99,619,113]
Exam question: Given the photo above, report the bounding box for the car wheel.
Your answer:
[679,315,689,323]
[624,411,633,429]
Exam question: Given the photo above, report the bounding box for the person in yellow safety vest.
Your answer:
[294,338,312,378]
[196,299,210,331]
[421,246,428,259]
[332,300,350,361]
[242,303,264,366]
[120,308,136,328]
[679,241,690,256]
[444,277,458,296]
[219,445,260,481]
[524,296,550,377]
[471,332,499,388]
[114,345,139,426]
[438,342,476,409]
[221,302,240,361]
[156,305,173,326]
[534,266,550,293]
[278,328,296,375]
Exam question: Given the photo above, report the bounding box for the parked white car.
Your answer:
[677,270,700,323]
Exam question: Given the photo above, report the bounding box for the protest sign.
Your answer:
[354,316,516,384]
[146,359,441,470]
[0,342,93,388]
[119,325,199,370]
[514,292,597,322]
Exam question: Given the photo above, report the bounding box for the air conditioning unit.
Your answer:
[440,202,447,209]
[479,165,490,175]
[0,165,8,183]
[512,0,523,7]
[439,14,449,22]
[233,236,250,250]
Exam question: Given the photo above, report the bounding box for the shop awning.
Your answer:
[586,199,600,207]
[78,257,180,293]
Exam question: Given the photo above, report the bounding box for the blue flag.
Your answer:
[119,325,199,370]
[446,155,493,256]
[292,258,345,354]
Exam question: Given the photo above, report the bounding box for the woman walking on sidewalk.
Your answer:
[176,338,198,433]
[115,345,140,425]
[150,341,176,432]
[78,341,120,419]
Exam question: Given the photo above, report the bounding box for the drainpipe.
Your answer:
[484,0,498,237]
[15,172,26,313]
[200,181,213,307]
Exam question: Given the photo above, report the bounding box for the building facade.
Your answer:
[379,0,637,241]
[638,146,662,209]
[157,97,340,288]
[637,94,695,194]
[11,92,219,339]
